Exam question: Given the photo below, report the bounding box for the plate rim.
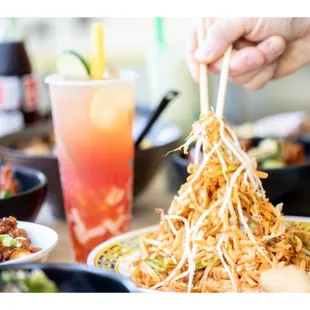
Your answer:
[87,224,159,267]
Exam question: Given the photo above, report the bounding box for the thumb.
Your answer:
[195,18,251,64]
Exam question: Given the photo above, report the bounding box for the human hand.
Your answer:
[187,18,310,90]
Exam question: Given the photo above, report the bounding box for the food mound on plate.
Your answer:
[0,164,19,199]
[0,270,58,292]
[0,216,41,263]
[131,111,310,292]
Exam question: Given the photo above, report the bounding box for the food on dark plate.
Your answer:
[188,138,307,170]
[242,138,307,169]
[0,164,19,199]
[16,132,55,156]
[0,216,41,263]
[0,270,58,292]
[298,114,310,135]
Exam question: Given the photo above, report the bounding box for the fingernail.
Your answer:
[271,42,285,57]
[195,47,214,62]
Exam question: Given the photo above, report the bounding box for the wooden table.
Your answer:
[36,171,174,263]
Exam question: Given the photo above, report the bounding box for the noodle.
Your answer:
[130,111,310,292]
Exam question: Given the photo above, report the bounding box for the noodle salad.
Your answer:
[130,111,310,293]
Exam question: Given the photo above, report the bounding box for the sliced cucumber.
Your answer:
[248,139,280,162]
[261,159,285,169]
[56,50,90,78]
[258,139,279,156]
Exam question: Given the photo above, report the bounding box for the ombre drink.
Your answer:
[45,71,136,262]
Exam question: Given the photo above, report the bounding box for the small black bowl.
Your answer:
[168,139,310,217]
[0,164,47,221]
[0,263,138,293]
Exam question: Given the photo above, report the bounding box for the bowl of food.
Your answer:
[0,105,182,219]
[169,137,310,217]
[0,216,58,265]
[0,263,137,292]
[0,163,47,221]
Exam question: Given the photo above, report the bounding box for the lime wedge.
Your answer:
[56,50,90,78]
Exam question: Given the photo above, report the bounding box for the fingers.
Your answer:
[243,62,278,90]
[208,46,265,76]
[233,38,256,50]
[228,36,285,89]
[208,36,286,77]
[256,36,286,64]
[186,28,199,82]
[195,18,251,64]
[274,39,310,78]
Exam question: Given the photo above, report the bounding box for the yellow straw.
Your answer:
[91,23,105,80]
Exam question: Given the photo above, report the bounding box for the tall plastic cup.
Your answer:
[45,70,137,263]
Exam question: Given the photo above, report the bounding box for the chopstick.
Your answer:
[197,18,209,115]
[216,45,232,118]
[196,18,232,119]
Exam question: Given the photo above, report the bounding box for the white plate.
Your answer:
[0,221,58,265]
[87,216,310,292]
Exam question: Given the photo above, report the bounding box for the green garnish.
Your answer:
[57,50,90,78]
[289,233,295,241]
[0,234,10,241]
[305,245,310,251]
[261,159,285,169]
[0,191,12,199]
[267,237,279,243]
[0,270,58,293]
[0,234,23,248]
[145,258,167,272]
[195,256,219,271]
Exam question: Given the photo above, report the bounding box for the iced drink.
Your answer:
[45,71,136,263]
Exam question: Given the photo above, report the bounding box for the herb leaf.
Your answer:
[195,256,219,271]
[145,258,167,272]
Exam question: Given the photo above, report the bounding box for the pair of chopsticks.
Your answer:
[197,18,232,118]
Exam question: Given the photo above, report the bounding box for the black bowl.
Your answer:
[168,139,310,217]
[0,164,47,221]
[0,105,182,220]
[133,105,182,196]
[0,263,138,293]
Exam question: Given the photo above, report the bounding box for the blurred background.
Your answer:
[1,18,310,263]
[1,17,309,139]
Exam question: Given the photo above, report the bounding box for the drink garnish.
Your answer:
[56,50,90,78]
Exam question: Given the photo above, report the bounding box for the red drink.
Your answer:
[45,71,136,262]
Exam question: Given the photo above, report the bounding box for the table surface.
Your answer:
[36,170,173,263]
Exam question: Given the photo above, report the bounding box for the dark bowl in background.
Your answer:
[168,138,310,217]
[0,122,64,219]
[0,263,138,293]
[0,164,47,221]
[0,105,182,220]
[133,105,182,196]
